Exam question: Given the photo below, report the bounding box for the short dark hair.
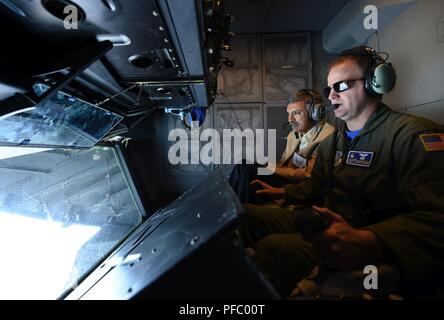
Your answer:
[328,54,373,76]
[288,89,323,107]
[287,89,324,121]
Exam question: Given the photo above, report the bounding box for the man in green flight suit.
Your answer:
[240,46,444,298]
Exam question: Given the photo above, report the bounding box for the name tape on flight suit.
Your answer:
[419,133,444,152]
[346,151,374,167]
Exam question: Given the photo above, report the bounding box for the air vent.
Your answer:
[156,87,172,94]
[129,55,152,68]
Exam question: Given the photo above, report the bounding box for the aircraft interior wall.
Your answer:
[125,32,340,197]
[368,0,444,123]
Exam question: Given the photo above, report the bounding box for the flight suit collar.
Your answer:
[338,103,392,137]
[361,103,392,134]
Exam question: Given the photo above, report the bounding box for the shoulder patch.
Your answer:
[419,133,444,151]
[334,151,343,167]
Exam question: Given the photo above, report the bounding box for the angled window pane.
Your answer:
[0,84,123,148]
[0,146,143,299]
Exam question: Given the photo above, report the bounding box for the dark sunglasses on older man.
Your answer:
[323,79,364,98]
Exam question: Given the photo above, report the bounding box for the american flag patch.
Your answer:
[419,133,444,151]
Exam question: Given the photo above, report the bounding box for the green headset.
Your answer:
[341,46,397,96]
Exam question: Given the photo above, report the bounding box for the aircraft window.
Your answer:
[0,145,144,299]
[0,84,123,148]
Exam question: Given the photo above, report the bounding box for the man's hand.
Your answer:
[250,179,285,199]
[304,206,389,269]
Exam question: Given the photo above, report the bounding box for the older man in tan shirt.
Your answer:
[229,89,334,204]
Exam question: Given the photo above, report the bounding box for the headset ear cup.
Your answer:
[364,68,378,96]
[310,102,325,122]
[365,63,397,96]
[303,89,325,121]
[309,103,315,121]
[340,46,397,96]
[318,103,326,120]
[372,63,397,94]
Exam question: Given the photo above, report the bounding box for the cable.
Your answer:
[96,83,139,106]
[217,91,243,130]
[363,31,377,46]
[403,98,444,110]
[136,84,143,103]
[363,31,382,53]
[376,30,380,52]
[377,51,390,62]
[260,0,274,33]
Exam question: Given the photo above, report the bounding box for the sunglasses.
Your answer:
[323,79,364,98]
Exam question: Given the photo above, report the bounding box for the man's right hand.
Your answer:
[250,180,285,199]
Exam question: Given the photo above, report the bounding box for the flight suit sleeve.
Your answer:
[364,127,444,280]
